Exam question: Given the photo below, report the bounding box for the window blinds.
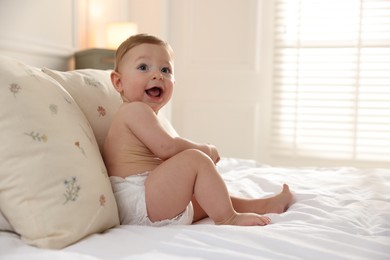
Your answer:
[272,0,390,164]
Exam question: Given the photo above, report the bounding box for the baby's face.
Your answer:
[116,43,175,113]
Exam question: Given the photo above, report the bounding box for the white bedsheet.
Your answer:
[1,158,389,259]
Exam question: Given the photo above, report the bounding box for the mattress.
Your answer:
[1,158,389,259]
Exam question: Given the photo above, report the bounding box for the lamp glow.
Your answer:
[106,22,138,49]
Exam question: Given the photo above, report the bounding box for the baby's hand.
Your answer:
[207,144,220,164]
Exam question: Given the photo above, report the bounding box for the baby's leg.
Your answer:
[145,149,270,226]
[231,184,293,214]
[192,184,293,222]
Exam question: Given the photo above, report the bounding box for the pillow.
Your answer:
[0,210,13,232]
[41,68,122,152]
[0,55,119,249]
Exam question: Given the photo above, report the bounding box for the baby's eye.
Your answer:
[161,67,172,74]
[137,64,149,71]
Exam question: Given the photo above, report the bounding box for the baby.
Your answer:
[103,33,293,226]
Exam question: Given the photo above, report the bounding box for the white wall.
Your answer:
[168,0,269,160]
[127,0,169,40]
[0,0,77,70]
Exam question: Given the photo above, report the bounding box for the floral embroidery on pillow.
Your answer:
[84,76,103,88]
[99,194,106,206]
[49,104,58,115]
[25,131,48,142]
[97,106,106,117]
[63,177,80,204]
[9,83,21,97]
[74,141,86,156]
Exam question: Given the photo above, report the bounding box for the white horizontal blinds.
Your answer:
[272,0,390,163]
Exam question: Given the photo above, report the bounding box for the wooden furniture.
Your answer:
[74,48,115,70]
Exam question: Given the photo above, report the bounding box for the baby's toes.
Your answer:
[260,215,271,225]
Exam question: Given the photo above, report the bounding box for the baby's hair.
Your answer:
[114,33,173,72]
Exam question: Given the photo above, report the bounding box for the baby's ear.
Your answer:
[110,71,123,93]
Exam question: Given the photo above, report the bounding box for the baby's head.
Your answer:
[111,34,175,113]
[114,34,174,72]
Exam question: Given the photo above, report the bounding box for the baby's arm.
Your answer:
[123,102,219,163]
[158,111,220,163]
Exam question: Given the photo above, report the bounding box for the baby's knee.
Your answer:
[181,148,208,159]
[180,149,213,165]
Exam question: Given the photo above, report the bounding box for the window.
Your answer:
[271,0,390,166]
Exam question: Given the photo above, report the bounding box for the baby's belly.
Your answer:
[109,161,161,178]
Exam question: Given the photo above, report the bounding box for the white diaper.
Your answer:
[110,172,194,226]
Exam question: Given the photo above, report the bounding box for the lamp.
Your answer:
[106,22,138,49]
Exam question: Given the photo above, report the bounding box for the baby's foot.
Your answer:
[266,184,293,214]
[216,212,271,226]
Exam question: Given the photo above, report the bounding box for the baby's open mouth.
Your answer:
[145,87,163,98]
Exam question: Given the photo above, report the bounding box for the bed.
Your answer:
[1,55,389,259]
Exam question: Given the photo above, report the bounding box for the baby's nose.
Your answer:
[152,72,163,80]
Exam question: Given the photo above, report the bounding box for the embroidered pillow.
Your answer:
[0,56,119,249]
[41,68,122,152]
